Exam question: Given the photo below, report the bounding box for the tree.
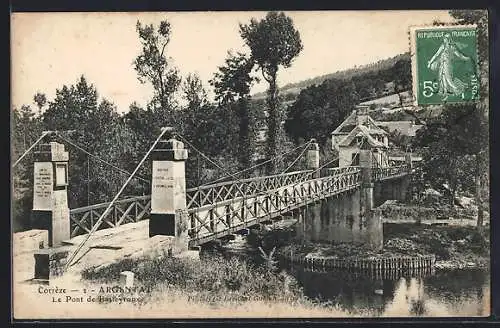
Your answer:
[33,92,47,117]
[12,105,43,231]
[285,78,359,146]
[182,73,207,112]
[182,102,240,187]
[42,76,125,207]
[413,103,487,209]
[240,11,303,173]
[134,20,181,127]
[448,9,489,228]
[210,51,258,174]
[123,102,158,183]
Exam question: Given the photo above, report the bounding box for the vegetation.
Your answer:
[383,223,489,267]
[210,52,258,175]
[277,223,489,269]
[285,78,359,146]
[82,254,303,305]
[284,56,411,147]
[240,12,303,173]
[410,10,489,228]
[252,53,411,100]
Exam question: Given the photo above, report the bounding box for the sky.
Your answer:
[11,10,456,113]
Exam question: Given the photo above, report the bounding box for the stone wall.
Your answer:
[13,229,48,256]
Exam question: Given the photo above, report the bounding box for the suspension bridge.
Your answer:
[12,127,414,281]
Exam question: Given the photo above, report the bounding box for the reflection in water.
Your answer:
[289,266,490,317]
[217,238,489,317]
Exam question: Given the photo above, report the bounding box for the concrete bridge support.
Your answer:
[374,175,411,205]
[294,148,383,250]
[307,139,320,178]
[374,153,413,206]
[149,138,189,252]
[31,142,70,247]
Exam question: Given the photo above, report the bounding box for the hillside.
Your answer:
[252,53,410,100]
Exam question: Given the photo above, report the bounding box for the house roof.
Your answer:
[332,111,357,135]
[338,125,387,148]
[332,110,388,136]
[376,121,424,137]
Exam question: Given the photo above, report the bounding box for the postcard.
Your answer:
[11,9,490,319]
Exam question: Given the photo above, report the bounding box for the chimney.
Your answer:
[355,105,369,125]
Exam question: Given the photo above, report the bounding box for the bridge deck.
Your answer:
[63,165,409,251]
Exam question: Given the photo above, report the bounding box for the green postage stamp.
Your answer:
[410,25,479,106]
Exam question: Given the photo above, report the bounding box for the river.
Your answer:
[287,265,490,317]
[209,234,490,317]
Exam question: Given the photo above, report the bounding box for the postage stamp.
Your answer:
[410,25,479,106]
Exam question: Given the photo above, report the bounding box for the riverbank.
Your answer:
[276,223,489,271]
[78,251,355,316]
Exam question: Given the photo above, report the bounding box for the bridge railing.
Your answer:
[185,170,313,209]
[67,165,409,239]
[372,165,409,181]
[322,166,360,177]
[187,167,362,245]
[69,195,151,238]
[67,171,313,238]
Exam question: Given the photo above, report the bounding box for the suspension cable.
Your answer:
[65,127,171,269]
[176,133,305,203]
[281,140,313,174]
[193,140,313,187]
[55,132,149,184]
[187,136,366,234]
[198,150,357,231]
[175,134,243,183]
[12,131,50,168]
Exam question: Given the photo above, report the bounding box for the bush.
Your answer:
[82,253,303,304]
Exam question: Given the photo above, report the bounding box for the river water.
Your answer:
[213,235,490,317]
[287,265,490,317]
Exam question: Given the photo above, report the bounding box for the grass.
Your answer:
[82,252,306,306]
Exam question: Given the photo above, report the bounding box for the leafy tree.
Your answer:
[33,92,47,117]
[12,105,43,231]
[413,103,487,209]
[210,51,258,175]
[449,10,489,227]
[240,11,303,173]
[182,73,207,112]
[285,78,359,146]
[182,102,240,187]
[134,20,182,127]
[42,76,127,207]
[122,102,159,185]
[410,10,489,227]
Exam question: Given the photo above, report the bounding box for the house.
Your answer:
[331,105,390,168]
[376,121,424,137]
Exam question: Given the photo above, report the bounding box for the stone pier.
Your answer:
[373,154,412,206]
[295,148,383,250]
[149,137,191,254]
[31,142,70,247]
